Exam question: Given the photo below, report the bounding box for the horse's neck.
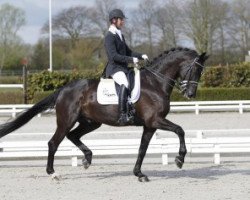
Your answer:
[148,57,184,96]
[151,61,180,86]
[141,68,176,99]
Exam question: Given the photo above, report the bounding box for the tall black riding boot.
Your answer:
[117,85,134,125]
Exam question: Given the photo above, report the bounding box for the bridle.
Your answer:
[144,57,205,93]
[179,57,205,93]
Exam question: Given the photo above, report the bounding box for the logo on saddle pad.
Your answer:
[97,69,141,105]
[103,88,116,97]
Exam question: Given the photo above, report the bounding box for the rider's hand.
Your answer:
[133,57,140,69]
[142,54,149,60]
[133,57,139,64]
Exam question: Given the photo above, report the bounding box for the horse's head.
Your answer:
[144,48,209,99]
[179,52,209,99]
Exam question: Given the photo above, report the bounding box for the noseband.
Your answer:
[179,57,205,92]
[144,57,205,93]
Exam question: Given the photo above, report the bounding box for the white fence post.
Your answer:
[195,103,199,115]
[162,154,168,165]
[239,102,243,114]
[196,131,203,139]
[71,148,78,167]
[12,107,16,118]
[214,144,220,165]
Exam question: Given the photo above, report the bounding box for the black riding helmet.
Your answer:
[109,9,126,21]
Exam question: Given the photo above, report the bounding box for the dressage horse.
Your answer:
[0,47,208,182]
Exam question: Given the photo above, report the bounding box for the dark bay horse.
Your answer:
[0,47,208,182]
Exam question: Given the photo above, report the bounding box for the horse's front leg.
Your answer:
[133,126,156,182]
[153,118,187,169]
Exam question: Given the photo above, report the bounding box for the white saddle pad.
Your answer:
[97,68,141,105]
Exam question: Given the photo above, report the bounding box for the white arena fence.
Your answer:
[1,100,250,118]
[0,129,250,166]
[0,84,23,89]
[170,100,250,114]
[0,105,54,118]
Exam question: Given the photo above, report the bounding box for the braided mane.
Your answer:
[146,47,198,68]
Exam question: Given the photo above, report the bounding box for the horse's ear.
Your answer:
[199,52,209,61]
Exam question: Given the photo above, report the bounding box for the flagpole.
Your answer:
[49,0,52,72]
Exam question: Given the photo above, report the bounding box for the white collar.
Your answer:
[109,25,123,41]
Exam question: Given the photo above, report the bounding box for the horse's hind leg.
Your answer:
[66,120,101,169]
[46,125,69,179]
[46,107,79,179]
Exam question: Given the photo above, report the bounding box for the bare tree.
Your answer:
[42,6,94,48]
[88,0,119,37]
[181,0,227,54]
[133,0,159,57]
[0,3,26,72]
[122,20,134,47]
[86,0,120,60]
[155,0,181,50]
[212,2,230,64]
[227,0,250,55]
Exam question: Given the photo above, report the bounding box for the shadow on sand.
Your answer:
[60,163,250,182]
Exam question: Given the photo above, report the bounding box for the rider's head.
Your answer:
[109,9,126,29]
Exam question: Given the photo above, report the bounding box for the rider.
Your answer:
[104,8,148,125]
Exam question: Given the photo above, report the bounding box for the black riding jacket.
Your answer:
[104,31,142,77]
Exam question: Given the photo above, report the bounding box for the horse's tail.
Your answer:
[0,89,61,138]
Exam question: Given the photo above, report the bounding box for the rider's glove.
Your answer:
[142,54,149,60]
[133,57,139,64]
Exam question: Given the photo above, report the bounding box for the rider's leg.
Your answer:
[111,71,129,88]
[112,72,133,125]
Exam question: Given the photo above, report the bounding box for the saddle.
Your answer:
[97,68,141,105]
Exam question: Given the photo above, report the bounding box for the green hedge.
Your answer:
[25,62,250,99]
[0,90,24,104]
[202,62,250,87]
[171,87,250,101]
[27,67,103,101]
[0,76,23,84]
[32,87,250,103]
[32,91,54,103]
[1,87,250,104]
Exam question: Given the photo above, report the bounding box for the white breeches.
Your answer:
[111,71,129,88]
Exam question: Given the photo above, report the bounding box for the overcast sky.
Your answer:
[0,0,140,45]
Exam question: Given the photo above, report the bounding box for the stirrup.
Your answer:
[127,103,135,117]
[118,113,134,125]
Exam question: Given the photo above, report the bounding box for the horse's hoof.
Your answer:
[51,173,61,181]
[82,159,91,169]
[175,156,184,169]
[138,176,150,182]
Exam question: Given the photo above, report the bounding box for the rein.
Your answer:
[143,57,205,93]
[144,66,181,91]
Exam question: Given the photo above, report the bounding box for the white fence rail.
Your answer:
[0,104,52,118]
[1,129,250,166]
[170,100,250,114]
[0,84,23,89]
[1,100,250,118]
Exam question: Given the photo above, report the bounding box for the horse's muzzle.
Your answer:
[181,81,198,99]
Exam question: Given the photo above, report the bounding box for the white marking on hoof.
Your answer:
[82,159,91,169]
[138,176,150,182]
[51,173,61,181]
